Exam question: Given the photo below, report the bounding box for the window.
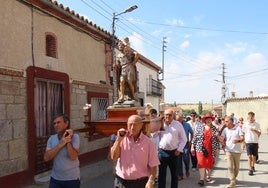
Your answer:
[35,79,64,136]
[46,33,57,58]
[88,92,109,121]
[146,77,162,96]
[91,97,108,121]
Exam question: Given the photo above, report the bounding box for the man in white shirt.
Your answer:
[220,116,244,188]
[242,111,261,176]
[158,108,187,188]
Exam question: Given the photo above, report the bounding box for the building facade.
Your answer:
[226,95,268,133]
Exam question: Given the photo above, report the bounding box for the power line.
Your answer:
[138,20,268,35]
[78,0,225,74]
[75,1,267,84]
[229,67,268,79]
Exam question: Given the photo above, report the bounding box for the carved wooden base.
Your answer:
[78,107,163,138]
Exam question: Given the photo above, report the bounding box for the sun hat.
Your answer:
[201,113,215,123]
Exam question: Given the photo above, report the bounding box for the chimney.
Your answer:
[231,92,236,98]
[249,91,253,97]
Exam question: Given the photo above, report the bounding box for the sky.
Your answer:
[56,0,268,104]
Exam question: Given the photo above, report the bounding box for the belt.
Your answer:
[115,175,148,183]
[160,148,177,153]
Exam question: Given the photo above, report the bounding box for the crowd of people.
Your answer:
[109,109,262,188]
[42,110,262,188]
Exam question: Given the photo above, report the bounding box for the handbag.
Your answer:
[202,146,208,157]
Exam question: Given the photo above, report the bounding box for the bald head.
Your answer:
[127,115,143,138]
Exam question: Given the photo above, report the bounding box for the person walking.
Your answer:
[220,116,244,188]
[107,133,117,178]
[175,112,194,181]
[187,111,201,171]
[110,115,160,188]
[242,111,261,176]
[237,117,245,150]
[44,114,80,188]
[158,109,187,188]
[149,108,160,183]
[191,113,220,187]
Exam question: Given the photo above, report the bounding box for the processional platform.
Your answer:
[79,106,163,138]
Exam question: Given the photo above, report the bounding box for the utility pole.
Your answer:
[159,37,167,81]
[221,63,227,115]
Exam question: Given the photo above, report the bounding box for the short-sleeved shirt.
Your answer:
[116,132,160,180]
[242,121,261,143]
[221,125,244,153]
[46,134,80,180]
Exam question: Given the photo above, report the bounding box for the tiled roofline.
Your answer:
[227,96,268,102]
[22,0,113,43]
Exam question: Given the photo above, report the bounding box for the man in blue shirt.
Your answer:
[175,112,194,180]
[44,114,80,188]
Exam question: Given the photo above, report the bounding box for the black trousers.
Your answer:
[114,175,148,188]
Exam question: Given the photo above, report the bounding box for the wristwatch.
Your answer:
[148,179,155,185]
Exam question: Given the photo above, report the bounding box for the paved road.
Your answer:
[82,134,268,188]
[25,134,268,188]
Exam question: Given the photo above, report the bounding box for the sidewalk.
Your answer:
[25,134,268,188]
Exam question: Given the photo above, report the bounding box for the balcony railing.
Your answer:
[146,78,162,96]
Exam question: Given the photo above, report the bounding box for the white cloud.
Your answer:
[243,53,266,66]
[225,42,247,54]
[128,33,145,55]
[152,29,163,37]
[165,19,184,26]
[180,40,190,50]
[183,34,192,39]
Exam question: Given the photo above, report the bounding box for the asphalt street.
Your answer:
[25,134,268,188]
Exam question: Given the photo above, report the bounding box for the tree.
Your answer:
[198,101,203,115]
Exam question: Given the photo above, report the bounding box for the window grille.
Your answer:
[146,78,162,96]
[91,97,108,121]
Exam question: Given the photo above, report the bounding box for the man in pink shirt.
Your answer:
[111,115,160,188]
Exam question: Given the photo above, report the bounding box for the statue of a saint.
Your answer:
[114,37,139,104]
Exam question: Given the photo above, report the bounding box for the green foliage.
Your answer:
[198,101,203,115]
[200,109,211,115]
[182,109,195,116]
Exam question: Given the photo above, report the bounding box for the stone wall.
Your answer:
[226,97,268,133]
[0,74,28,177]
[69,83,109,155]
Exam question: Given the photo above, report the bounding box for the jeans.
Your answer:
[49,177,80,188]
[158,149,179,188]
[178,142,190,176]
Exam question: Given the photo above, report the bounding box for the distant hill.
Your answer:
[175,103,221,113]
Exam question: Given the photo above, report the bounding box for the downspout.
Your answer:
[31,5,35,67]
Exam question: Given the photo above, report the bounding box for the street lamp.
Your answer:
[111,5,138,103]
